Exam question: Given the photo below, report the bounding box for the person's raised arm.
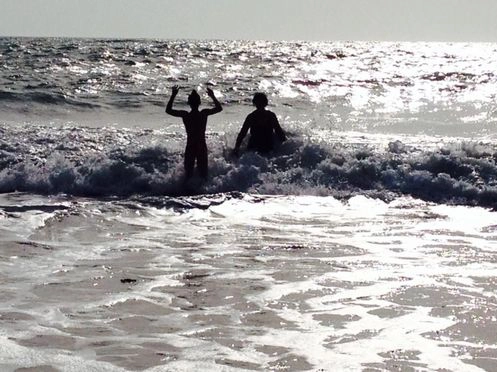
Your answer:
[203,88,223,116]
[166,85,187,117]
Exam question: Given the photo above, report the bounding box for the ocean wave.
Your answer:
[0,90,101,109]
[2,38,497,123]
[1,125,496,209]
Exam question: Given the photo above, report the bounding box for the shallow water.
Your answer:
[1,193,496,371]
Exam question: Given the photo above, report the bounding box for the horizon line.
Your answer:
[1,34,497,44]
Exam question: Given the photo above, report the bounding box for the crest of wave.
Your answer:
[1,129,496,208]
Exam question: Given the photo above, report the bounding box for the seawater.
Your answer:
[1,38,497,371]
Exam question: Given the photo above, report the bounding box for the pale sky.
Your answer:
[1,0,497,41]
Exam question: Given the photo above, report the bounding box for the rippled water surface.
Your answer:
[1,38,497,134]
[1,193,497,371]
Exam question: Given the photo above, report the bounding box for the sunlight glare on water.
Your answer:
[2,193,497,370]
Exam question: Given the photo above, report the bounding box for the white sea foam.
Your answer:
[1,123,497,212]
[1,193,496,370]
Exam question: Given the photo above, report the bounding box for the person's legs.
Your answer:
[197,145,208,179]
[184,146,195,179]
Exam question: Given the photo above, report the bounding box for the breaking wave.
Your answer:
[1,124,496,209]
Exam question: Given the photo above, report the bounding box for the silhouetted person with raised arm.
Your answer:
[166,85,222,181]
[233,92,286,156]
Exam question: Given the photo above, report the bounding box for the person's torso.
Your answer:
[248,111,275,152]
[183,111,207,145]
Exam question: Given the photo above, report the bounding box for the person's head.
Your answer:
[252,92,268,109]
[188,90,201,109]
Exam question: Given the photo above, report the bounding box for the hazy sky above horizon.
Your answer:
[2,0,497,41]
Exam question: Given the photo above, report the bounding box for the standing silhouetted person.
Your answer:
[166,85,222,180]
[233,93,286,156]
